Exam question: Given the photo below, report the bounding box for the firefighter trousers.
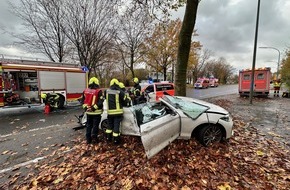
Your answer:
[107,115,123,135]
[86,114,101,143]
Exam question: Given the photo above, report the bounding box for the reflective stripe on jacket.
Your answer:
[133,84,141,97]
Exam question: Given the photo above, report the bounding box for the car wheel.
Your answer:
[101,119,108,132]
[197,124,223,146]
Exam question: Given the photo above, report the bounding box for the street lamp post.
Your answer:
[259,46,280,79]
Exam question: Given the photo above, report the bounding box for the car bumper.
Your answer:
[218,116,234,139]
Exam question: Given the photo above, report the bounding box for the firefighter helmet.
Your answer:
[110,78,119,86]
[89,77,99,85]
[133,77,139,83]
[41,93,47,99]
[119,82,125,89]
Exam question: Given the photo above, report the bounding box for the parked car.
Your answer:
[194,78,210,89]
[142,82,174,102]
[100,95,234,159]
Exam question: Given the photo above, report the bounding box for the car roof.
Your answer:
[141,82,174,90]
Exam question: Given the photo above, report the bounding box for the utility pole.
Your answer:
[250,0,261,104]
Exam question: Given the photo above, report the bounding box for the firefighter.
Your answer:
[273,79,282,97]
[41,93,60,109]
[119,82,131,107]
[105,78,126,144]
[82,77,104,144]
[130,77,142,105]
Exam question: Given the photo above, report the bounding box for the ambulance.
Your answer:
[142,82,175,102]
[238,67,272,97]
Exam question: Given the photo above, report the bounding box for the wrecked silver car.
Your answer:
[100,95,234,158]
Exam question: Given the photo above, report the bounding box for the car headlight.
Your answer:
[220,115,230,122]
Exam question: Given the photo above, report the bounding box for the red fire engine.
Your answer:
[238,67,272,97]
[0,58,87,108]
[194,78,209,89]
[209,77,219,87]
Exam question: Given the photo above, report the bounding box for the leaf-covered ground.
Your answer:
[2,98,290,189]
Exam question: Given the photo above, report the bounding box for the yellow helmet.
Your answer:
[110,78,119,86]
[41,93,47,99]
[133,77,139,83]
[119,82,125,89]
[89,77,99,85]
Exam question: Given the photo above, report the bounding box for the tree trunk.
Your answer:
[175,0,199,96]
[163,67,167,81]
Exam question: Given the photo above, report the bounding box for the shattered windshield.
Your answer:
[162,96,209,119]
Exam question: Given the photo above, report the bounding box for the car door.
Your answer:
[144,85,155,102]
[140,112,180,159]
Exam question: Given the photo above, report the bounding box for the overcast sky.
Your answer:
[1,0,290,74]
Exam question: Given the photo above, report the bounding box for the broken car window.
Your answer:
[133,102,167,125]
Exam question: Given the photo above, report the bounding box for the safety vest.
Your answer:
[106,89,124,115]
[83,88,102,115]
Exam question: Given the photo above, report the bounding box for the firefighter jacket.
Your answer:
[132,83,141,97]
[105,85,125,116]
[43,93,59,107]
[120,87,131,107]
[82,88,104,115]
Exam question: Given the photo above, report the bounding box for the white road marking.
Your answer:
[0,148,74,174]
[0,124,74,174]
[0,156,45,174]
[0,125,59,138]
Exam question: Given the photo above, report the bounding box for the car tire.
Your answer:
[196,124,223,146]
[101,119,108,132]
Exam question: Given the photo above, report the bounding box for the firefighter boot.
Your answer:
[86,138,92,144]
[91,134,99,144]
[113,136,121,145]
[106,133,112,142]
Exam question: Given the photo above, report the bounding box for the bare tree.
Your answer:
[114,7,153,79]
[10,0,71,62]
[62,0,119,78]
[194,49,212,79]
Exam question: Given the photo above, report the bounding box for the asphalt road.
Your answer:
[187,84,238,99]
[0,104,85,185]
[0,84,238,186]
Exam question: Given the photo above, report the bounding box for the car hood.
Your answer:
[170,96,229,115]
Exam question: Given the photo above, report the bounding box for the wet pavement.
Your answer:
[207,94,290,148]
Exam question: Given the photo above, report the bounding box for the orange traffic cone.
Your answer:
[44,104,50,114]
